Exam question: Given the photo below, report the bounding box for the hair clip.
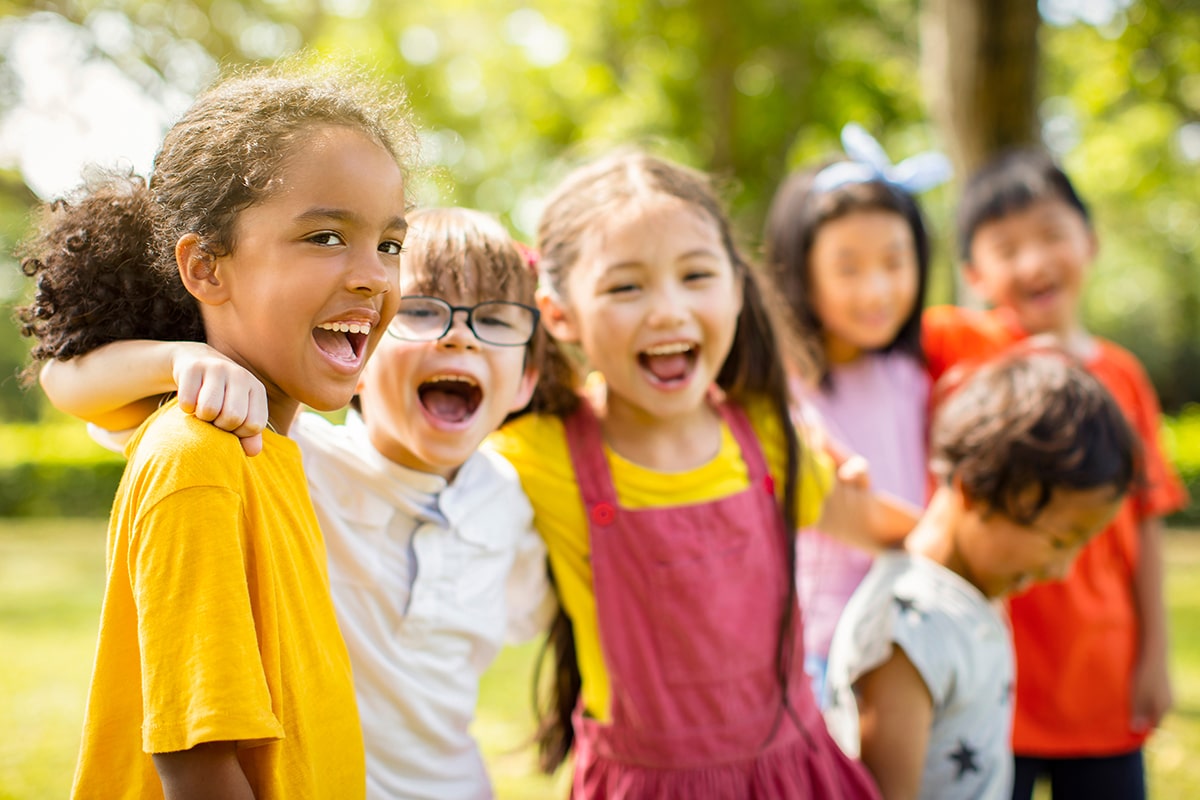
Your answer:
[812,123,952,195]
[514,241,540,271]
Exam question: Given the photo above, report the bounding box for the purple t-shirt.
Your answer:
[795,351,929,661]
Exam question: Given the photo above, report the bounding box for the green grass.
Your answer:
[3,519,1199,798]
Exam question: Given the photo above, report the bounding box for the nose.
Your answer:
[1014,242,1052,283]
[438,308,479,350]
[348,247,394,298]
[646,283,687,329]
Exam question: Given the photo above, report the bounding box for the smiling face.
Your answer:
[809,209,919,363]
[952,483,1124,599]
[965,198,1096,337]
[542,194,742,426]
[192,125,407,430]
[356,273,536,480]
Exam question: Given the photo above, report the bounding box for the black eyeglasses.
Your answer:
[387,296,540,347]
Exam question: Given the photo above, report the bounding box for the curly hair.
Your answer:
[16,58,417,379]
[930,349,1137,524]
[763,163,931,383]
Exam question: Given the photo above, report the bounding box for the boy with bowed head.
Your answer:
[923,149,1188,799]
[824,350,1136,800]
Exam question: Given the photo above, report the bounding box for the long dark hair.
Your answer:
[763,164,931,383]
[530,150,809,771]
[17,59,416,376]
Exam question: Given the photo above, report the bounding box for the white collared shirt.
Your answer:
[290,412,554,800]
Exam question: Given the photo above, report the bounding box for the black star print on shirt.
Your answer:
[948,739,981,780]
[893,594,925,620]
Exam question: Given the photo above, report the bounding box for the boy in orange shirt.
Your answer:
[922,149,1188,800]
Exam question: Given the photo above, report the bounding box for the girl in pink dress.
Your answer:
[763,124,949,701]
[488,151,912,798]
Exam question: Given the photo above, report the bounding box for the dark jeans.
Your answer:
[1012,750,1145,800]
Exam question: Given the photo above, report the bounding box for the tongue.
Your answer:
[422,388,472,422]
[645,352,689,382]
[313,328,353,361]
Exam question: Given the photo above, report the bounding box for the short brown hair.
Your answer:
[931,349,1136,524]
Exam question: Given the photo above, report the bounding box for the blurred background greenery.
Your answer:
[0,0,1197,795]
[0,0,1196,517]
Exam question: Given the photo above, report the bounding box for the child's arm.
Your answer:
[1130,515,1173,732]
[817,451,921,552]
[153,741,255,799]
[854,646,934,800]
[40,340,268,456]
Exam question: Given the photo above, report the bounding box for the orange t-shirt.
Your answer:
[921,306,1189,756]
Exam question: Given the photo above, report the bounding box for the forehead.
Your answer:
[580,194,723,264]
[401,250,533,305]
[974,197,1085,240]
[1031,484,1125,539]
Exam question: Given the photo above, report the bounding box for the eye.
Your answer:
[308,231,345,247]
[379,240,405,256]
[604,282,639,295]
[684,269,716,282]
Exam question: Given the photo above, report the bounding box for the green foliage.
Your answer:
[0,423,123,516]
[1163,404,1200,526]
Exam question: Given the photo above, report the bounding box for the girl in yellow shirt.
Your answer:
[487,151,910,798]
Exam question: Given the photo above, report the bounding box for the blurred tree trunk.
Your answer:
[920,0,1040,300]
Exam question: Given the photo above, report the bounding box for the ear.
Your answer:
[536,286,579,343]
[509,364,539,413]
[951,472,978,512]
[177,233,231,306]
[960,261,990,302]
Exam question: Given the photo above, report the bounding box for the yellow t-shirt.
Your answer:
[485,398,832,721]
[71,402,364,800]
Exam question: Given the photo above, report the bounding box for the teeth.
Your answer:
[643,342,693,356]
[424,373,479,387]
[317,322,371,335]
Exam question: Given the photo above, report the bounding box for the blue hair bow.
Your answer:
[812,123,953,195]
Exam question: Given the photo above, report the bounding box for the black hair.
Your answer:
[930,348,1137,523]
[764,164,930,383]
[957,148,1091,262]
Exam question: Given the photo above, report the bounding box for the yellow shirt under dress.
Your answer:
[71,400,365,799]
[485,397,833,722]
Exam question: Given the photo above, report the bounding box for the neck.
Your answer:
[906,487,969,577]
[823,334,862,366]
[599,389,724,471]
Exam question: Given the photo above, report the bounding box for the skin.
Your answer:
[809,209,919,365]
[358,279,537,479]
[539,194,743,472]
[855,482,1125,798]
[965,196,1172,732]
[964,198,1095,348]
[45,124,407,795]
[179,124,408,435]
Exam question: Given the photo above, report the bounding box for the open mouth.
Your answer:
[314,321,370,364]
[418,374,483,423]
[638,342,697,386]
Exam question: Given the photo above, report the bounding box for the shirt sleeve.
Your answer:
[504,526,558,643]
[131,485,284,753]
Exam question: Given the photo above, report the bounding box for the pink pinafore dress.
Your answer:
[563,399,880,799]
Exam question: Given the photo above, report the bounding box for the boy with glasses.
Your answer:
[40,207,559,800]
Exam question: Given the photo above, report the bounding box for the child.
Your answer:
[922,149,1189,799]
[763,123,948,700]
[16,63,414,798]
[39,207,559,799]
[823,350,1136,800]
[486,150,915,798]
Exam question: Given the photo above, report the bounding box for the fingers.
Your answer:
[837,454,871,490]
[239,433,264,458]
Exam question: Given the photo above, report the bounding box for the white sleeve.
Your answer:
[504,526,556,643]
[87,423,134,456]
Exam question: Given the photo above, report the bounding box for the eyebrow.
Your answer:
[605,248,722,271]
[294,207,409,234]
